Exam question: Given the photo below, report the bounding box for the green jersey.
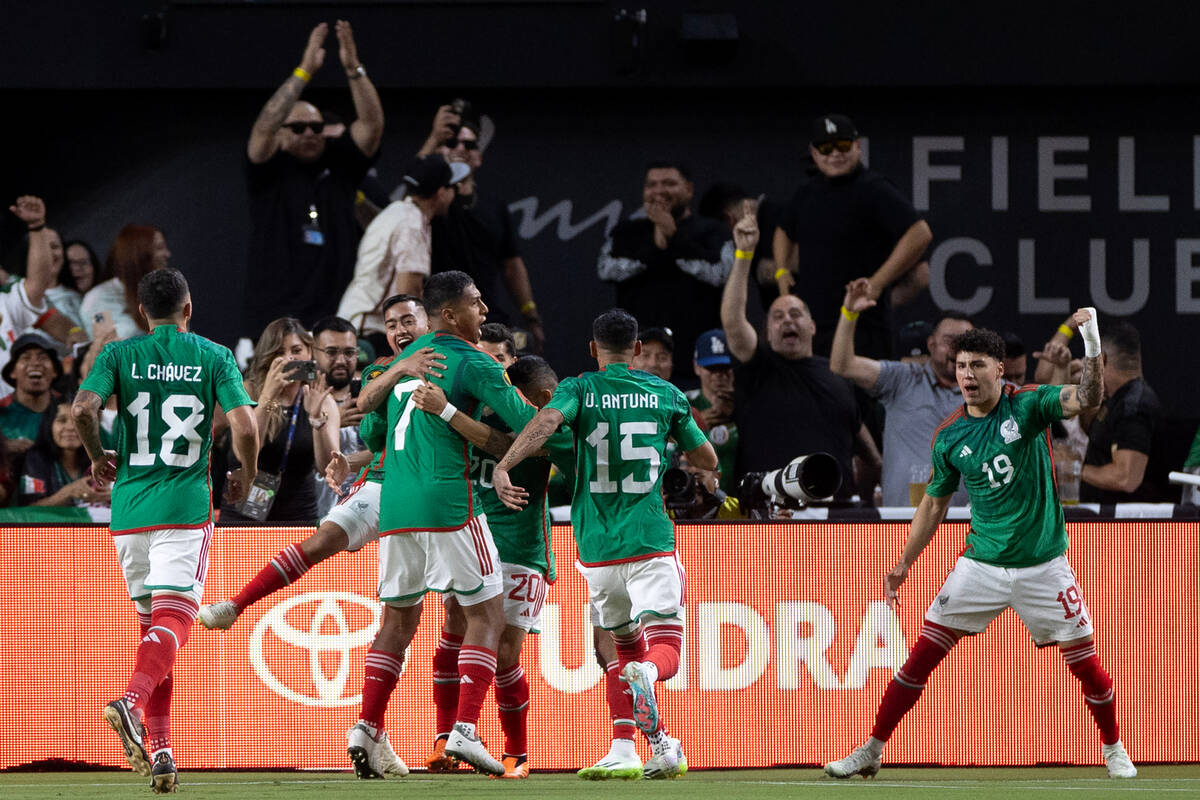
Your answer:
[378,331,535,534]
[927,384,1066,567]
[473,412,572,581]
[355,359,390,484]
[79,325,253,533]
[547,363,707,566]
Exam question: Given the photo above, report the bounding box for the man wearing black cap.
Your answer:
[337,155,469,351]
[0,332,63,455]
[772,113,932,361]
[630,327,674,382]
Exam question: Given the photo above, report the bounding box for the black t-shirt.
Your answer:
[221,401,318,523]
[732,346,859,499]
[777,166,921,360]
[604,214,730,381]
[245,134,375,334]
[1081,377,1170,503]
[431,189,520,325]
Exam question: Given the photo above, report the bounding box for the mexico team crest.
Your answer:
[1000,417,1021,444]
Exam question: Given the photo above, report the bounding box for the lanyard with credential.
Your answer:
[276,394,302,476]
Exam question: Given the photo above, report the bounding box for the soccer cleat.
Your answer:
[577,743,642,781]
[445,723,505,776]
[1102,741,1137,778]
[824,742,882,779]
[425,736,465,773]
[150,751,178,794]
[620,661,660,733]
[198,600,239,630]
[346,723,406,779]
[494,755,530,779]
[104,699,151,777]
[643,737,686,780]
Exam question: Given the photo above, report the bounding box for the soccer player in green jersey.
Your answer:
[413,347,566,779]
[72,269,260,793]
[826,310,1138,780]
[493,308,718,780]
[350,271,538,776]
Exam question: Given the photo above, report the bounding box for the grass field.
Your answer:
[2,767,1198,800]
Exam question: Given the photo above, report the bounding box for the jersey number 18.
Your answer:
[127,392,206,468]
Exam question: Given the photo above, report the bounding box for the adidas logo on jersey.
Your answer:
[959,445,973,458]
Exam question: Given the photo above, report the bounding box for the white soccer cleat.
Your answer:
[346,723,406,779]
[577,741,642,781]
[643,736,686,780]
[620,661,660,733]
[1102,741,1137,778]
[445,723,505,776]
[198,600,239,630]
[824,742,882,779]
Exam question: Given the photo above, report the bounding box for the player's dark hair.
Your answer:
[137,267,189,319]
[382,293,424,314]
[640,326,674,354]
[480,323,516,360]
[645,160,692,183]
[951,328,1005,362]
[507,355,558,392]
[1001,331,1025,358]
[424,271,475,313]
[593,308,638,351]
[932,310,974,332]
[1102,320,1141,370]
[311,316,356,339]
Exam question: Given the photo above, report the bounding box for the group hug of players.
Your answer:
[83,240,1136,795]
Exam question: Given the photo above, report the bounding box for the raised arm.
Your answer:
[223,404,260,504]
[502,256,544,353]
[883,491,952,607]
[335,20,383,158]
[720,203,760,362]
[247,23,327,164]
[10,196,52,306]
[1034,312,1080,384]
[829,277,883,390]
[866,219,932,301]
[771,225,797,295]
[1057,307,1103,419]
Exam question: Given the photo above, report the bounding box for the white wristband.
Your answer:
[1079,306,1101,358]
[438,402,458,423]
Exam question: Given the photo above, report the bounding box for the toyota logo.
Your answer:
[250,592,385,707]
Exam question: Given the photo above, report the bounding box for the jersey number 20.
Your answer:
[127,392,205,468]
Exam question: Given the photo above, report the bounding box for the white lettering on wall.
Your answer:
[1038,136,1091,211]
[1089,239,1151,316]
[697,602,769,691]
[929,237,994,315]
[1018,239,1070,314]
[912,136,964,211]
[1118,137,1169,211]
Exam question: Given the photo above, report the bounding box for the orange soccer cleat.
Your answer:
[425,736,464,773]
[494,755,529,779]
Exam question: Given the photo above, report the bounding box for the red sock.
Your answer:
[455,645,497,727]
[605,660,637,741]
[612,629,647,667]
[144,671,173,755]
[358,648,403,732]
[125,596,197,714]
[495,664,529,757]
[432,631,463,739]
[232,544,312,612]
[643,624,683,681]
[870,621,960,742]
[1063,641,1119,745]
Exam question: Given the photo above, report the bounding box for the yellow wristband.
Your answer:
[840,305,860,322]
[1057,324,1075,340]
[735,249,755,261]
[354,190,366,206]
[774,267,789,282]
[520,301,538,316]
[293,67,311,83]
[67,326,83,335]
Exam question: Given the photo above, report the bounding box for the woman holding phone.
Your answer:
[220,317,339,524]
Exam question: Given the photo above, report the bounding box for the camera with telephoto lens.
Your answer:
[662,466,723,519]
[737,453,841,519]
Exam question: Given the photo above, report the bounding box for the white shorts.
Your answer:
[574,554,685,633]
[925,554,1095,646]
[501,563,549,633]
[378,514,503,608]
[113,523,213,606]
[321,480,381,552]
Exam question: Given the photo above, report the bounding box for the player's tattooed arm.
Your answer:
[72,390,117,486]
[1058,355,1103,418]
[492,407,565,510]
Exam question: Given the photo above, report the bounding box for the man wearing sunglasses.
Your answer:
[772,114,932,362]
[244,20,385,338]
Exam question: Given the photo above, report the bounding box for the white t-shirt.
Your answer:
[337,198,430,335]
[80,278,143,342]
[0,280,51,401]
